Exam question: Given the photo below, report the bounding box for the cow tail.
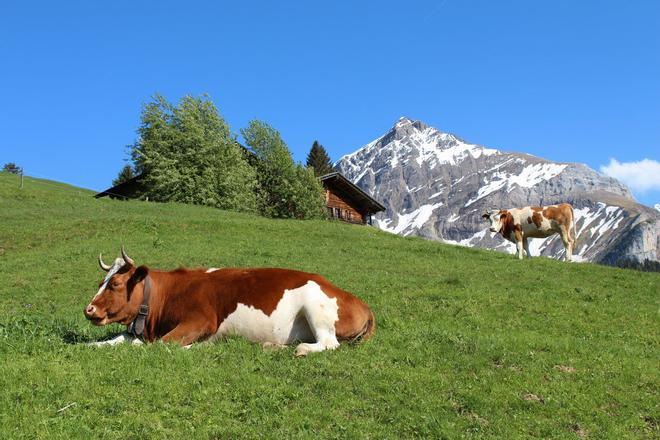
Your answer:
[348,308,376,344]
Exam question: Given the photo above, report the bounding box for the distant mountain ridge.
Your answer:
[336,117,660,266]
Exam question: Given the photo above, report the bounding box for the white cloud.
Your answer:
[600,158,660,193]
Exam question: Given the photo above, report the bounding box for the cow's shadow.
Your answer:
[59,329,124,345]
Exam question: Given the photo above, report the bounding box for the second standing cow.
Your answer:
[482,203,575,261]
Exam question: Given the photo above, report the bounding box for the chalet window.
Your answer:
[334,207,342,219]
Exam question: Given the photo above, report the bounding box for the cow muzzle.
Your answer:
[84,305,105,324]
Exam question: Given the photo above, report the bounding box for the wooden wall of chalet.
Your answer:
[325,190,366,224]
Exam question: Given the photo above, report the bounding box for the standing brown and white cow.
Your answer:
[482,203,575,261]
[84,248,375,356]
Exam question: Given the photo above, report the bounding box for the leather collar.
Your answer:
[127,276,151,340]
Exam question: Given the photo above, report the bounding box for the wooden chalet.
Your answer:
[320,172,385,225]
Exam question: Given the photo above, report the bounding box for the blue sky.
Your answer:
[1,1,658,206]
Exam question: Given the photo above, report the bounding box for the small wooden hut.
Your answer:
[319,172,385,225]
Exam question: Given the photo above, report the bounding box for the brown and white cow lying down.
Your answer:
[482,203,575,261]
[84,248,375,356]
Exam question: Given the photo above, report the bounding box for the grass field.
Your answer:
[0,171,658,439]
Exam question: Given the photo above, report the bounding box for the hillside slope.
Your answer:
[0,172,658,439]
[336,117,660,266]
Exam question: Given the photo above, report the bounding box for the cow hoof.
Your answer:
[294,343,313,357]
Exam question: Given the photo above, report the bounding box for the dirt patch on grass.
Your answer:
[555,365,576,373]
[522,393,544,403]
[569,424,588,438]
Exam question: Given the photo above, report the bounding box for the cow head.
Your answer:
[482,209,505,233]
[84,247,149,326]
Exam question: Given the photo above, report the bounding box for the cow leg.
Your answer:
[560,227,573,262]
[87,332,142,347]
[293,283,340,357]
[566,225,575,261]
[523,237,532,258]
[515,230,524,260]
[162,322,213,346]
[294,328,340,357]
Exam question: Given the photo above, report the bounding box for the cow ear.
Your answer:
[127,265,149,296]
[131,265,149,283]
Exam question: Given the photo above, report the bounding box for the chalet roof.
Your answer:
[319,172,385,214]
[94,174,144,199]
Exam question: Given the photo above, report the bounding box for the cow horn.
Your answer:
[98,254,112,271]
[121,245,135,266]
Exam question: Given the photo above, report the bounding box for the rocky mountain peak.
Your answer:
[394,116,428,132]
[336,118,657,267]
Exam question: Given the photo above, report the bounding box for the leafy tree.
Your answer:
[242,120,326,219]
[2,163,22,174]
[112,165,135,186]
[306,141,334,176]
[130,94,257,212]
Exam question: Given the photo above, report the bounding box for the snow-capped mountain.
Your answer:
[336,117,660,266]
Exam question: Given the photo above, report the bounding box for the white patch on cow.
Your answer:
[205,268,220,273]
[214,281,340,355]
[91,258,126,303]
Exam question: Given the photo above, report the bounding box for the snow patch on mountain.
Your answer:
[444,229,488,247]
[465,162,568,207]
[378,202,443,235]
[572,203,625,258]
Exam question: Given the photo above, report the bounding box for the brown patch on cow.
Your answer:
[542,203,573,222]
[513,224,523,241]
[498,210,515,238]
[532,211,543,228]
[532,206,543,212]
[542,206,560,220]
[527,216,532,224]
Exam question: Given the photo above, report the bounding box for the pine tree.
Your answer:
[112,165,135,186]
[306,141,334,176]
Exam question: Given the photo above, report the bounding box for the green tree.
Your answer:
[242,120,326,219]
[130,94,257,212]
[306,141,334,176]
[2,163,22,174]
[112,165,135,186]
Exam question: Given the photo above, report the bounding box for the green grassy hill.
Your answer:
[0,172,658,439]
